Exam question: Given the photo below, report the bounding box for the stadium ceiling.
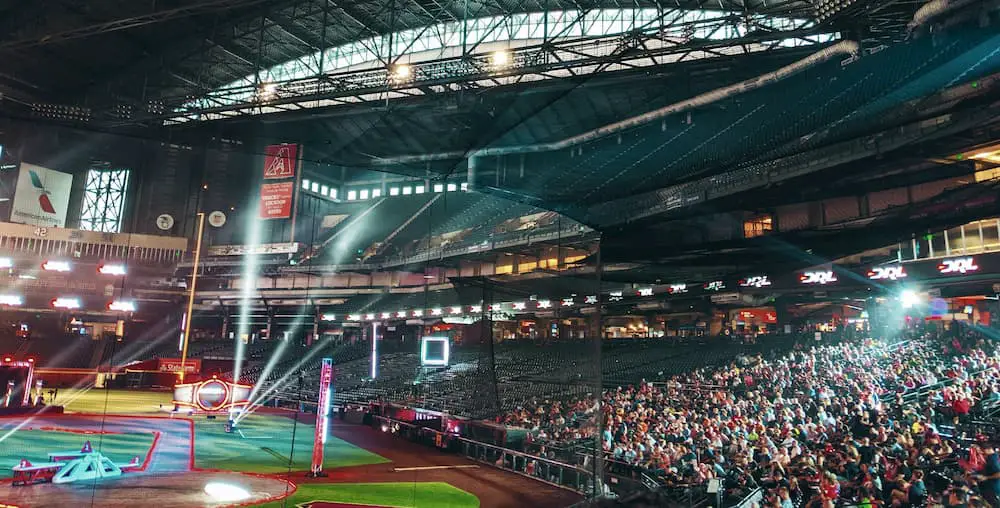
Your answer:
[0,0,929,125]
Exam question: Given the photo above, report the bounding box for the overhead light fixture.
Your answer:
[390,64,411,81]
[320,313,336,322]
[450,306,462,315]
[347,314,361,321]
[491,50,511,67]
[98,263,127,276]
[396,311,407,318]
[0,295,23,306]
[431,308,442,316]
[380,312,391,319]
[108,300,137,312]
[512,302,526,310]
[52,297,81,309]
[537,300,551,309]
[42,260,71,272]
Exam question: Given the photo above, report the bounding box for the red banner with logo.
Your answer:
[260,181,295,219]
[263,143,298,179]
[158,358,202,374]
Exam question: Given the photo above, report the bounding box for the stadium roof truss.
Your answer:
[159,6,838,124]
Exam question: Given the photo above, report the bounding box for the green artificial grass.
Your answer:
[193,414,389,473]
[257,482,480,508]
[58,387,175,415]
[51,388,389,473]
[0,429,155,478]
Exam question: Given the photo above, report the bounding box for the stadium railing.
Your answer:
[371,414,596,495]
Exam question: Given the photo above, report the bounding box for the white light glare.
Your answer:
[491,50,511,67]
[320,313,336,321]
[42,260,71,272]
[450,306,462,315]
[108,300,136,312]
[52,297,81,309]
[98,264,127,276]
[0,258,12,269]
[204,482,251,502]
[900,290,920,309]
[0,295,23,306]
[391,64,411,79]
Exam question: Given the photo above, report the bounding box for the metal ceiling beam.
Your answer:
[128,22,835,125]
[0,0,275,51]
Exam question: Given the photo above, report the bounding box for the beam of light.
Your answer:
[244,310,308,404]
[235,343,329,424]
[0,385,95,445]
[234,201,263,388]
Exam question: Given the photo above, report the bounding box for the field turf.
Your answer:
[56,388,388,472]
[0,429,155,478]
[259,482,480,508]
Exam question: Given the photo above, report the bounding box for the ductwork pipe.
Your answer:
[909,0,984,29]
[370,40,860,166]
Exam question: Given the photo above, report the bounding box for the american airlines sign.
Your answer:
[938,257,978,275]
[800,271,837,285]
[868,266,907,281]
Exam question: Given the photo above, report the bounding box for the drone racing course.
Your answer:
[0,386,575,508]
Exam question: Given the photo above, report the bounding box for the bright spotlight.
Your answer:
[98,263,127,276]
[390,64,411,80]
[0,295,23,306]
[52,297,81,309]
[0,258,12,269]
[204,482,251,502]
[41,260,71,272]
[491,50,510,67]
[108,300,137,312]
[900,290,920,309]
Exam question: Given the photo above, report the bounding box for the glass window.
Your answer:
[390,187,400,196]
[321,185,329,196]
[982,219,1000,252]
[402,186,412,195]
[434,184,444,193]
[311,182,319,193]
[330,188,337,199]
[372,188,382,198]
[447,183,457,191]
[347,190,357,200]
[302,179,310,190]
[359,189,369,200]
[80,168,131,233]
[415,185,425,194]
[461,182,468,191]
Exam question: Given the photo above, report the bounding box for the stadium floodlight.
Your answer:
[412,310,423,317]
[512,302,526,310]
[320,313,336,321]
[98,263,127,276]
[52,297,81,309]
[431,308,442,316]
[585,295,598,304]
[491,50,511,67]
[0,295,23,306]
[364,313,375,320]
[396,310,407,318]
[347,314,361,321]
[380,312,391,319]
[420,336,450,367]
[390,64,411,80]
[561,298,574,307]
[0,258,12,269]
[108,300,137,312]
[470,305,482,313]
[41,260,71,272]
[537,300,552,309]
[450,306,462,315]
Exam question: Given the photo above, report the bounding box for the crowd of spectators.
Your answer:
[504,333,1000,506]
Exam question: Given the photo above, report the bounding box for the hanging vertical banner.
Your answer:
[10,163,73,228]
[262,143,298,179]
[259,181,295,219]
[311,358,334,475]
